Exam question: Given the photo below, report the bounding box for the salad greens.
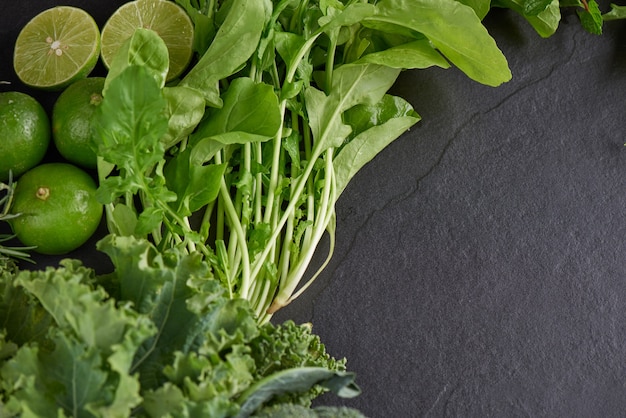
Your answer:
[92,0,512,324]
[0,237,359,417]
[3,0,626,416]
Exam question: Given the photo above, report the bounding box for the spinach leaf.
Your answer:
[367,0,512,86]
[180,0,271,107]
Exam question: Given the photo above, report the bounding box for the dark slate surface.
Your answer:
[275,8,626,418]
[3,2,626,417]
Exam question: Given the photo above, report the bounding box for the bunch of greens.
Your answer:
[0,235,362,417]
[92,0,512,324]
[5,0,626,416]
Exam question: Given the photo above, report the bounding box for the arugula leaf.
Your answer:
[355,39,450,69]
[335,95,420,196]
[191,77,282,145]
[523,0,554,15]
[307,63,401,153]
[162,86,206,149]
[456,0,491,19]
[164,149,226,216]
[94,65,170,205]
[368,0,512,86]
[492,0,562,38]
[180,0,271,107]
[103,28,170,95]
[173,0,216,55]
[603,4,626,20]
[578,0,603,34]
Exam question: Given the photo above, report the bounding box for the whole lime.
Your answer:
[10,163,103,255]
[0,91,50,182]
[52,77,104,169]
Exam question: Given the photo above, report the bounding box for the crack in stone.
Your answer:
[423,383,451,417]
[309,31,582,324]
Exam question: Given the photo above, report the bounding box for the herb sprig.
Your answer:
[0,174,35,263]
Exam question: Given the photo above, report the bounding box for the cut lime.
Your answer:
[13,6,101,91]
[100,0,194,81]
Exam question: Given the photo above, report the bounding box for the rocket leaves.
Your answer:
[89,0,515,321]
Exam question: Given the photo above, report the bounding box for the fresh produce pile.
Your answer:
[1,0,625,416]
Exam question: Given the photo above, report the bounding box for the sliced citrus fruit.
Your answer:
[52,77,105,169]
[0,91,50,182]
[13,6,101,91]
[100,0,194,81]
[10,163,103,255]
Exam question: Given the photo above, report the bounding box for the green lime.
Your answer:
[13,6,101,90]
[10,163,103,255]
[52,77,105,169]
[0,91,50,183]
[100,0,194,81]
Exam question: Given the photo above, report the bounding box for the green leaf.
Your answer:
[104,28,170,95]
[368,0,511,86]
[335,95,420,196]
[96,235,227,390]
[173,0,216,55]
[578,0,603,34]
[191,78,282,144]
[235,367,360,417]
[317,3,376,33]
[603,4,626,20]
[356,39,450,69]
[110,203,138,237]
[15,263,151,356]
[0,269,52,347]
[162,86,207,149]
[523,0,553,15]
[456,0,491,19]
[142,382,239,418]
[164,148,227,216]
[180,0,270,107]
[94,65,168,189]
[3,332,109,418]
[492,0,561,38]
[1,261,153,417]
[305,63,401,153]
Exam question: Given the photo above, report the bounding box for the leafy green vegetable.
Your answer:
[578,0,603,34]
[523,0,554,15]
[92,0,514,324]
[492,0,562,38]
[0,237,357,417]
[367,0,512,87]
[253,404,366,418]
[603,3,626,20]
[9,0,626,415]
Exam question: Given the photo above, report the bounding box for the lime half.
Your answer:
[100,0,194,81]
[13,6,101,90]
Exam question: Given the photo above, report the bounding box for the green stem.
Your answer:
[268,148,336,313]
[218,177,252,299]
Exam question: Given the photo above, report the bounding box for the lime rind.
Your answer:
[13,6,101,90]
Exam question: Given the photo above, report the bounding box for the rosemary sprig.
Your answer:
[0,173,35,263]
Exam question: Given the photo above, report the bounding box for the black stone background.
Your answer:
[3,1,626,417]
